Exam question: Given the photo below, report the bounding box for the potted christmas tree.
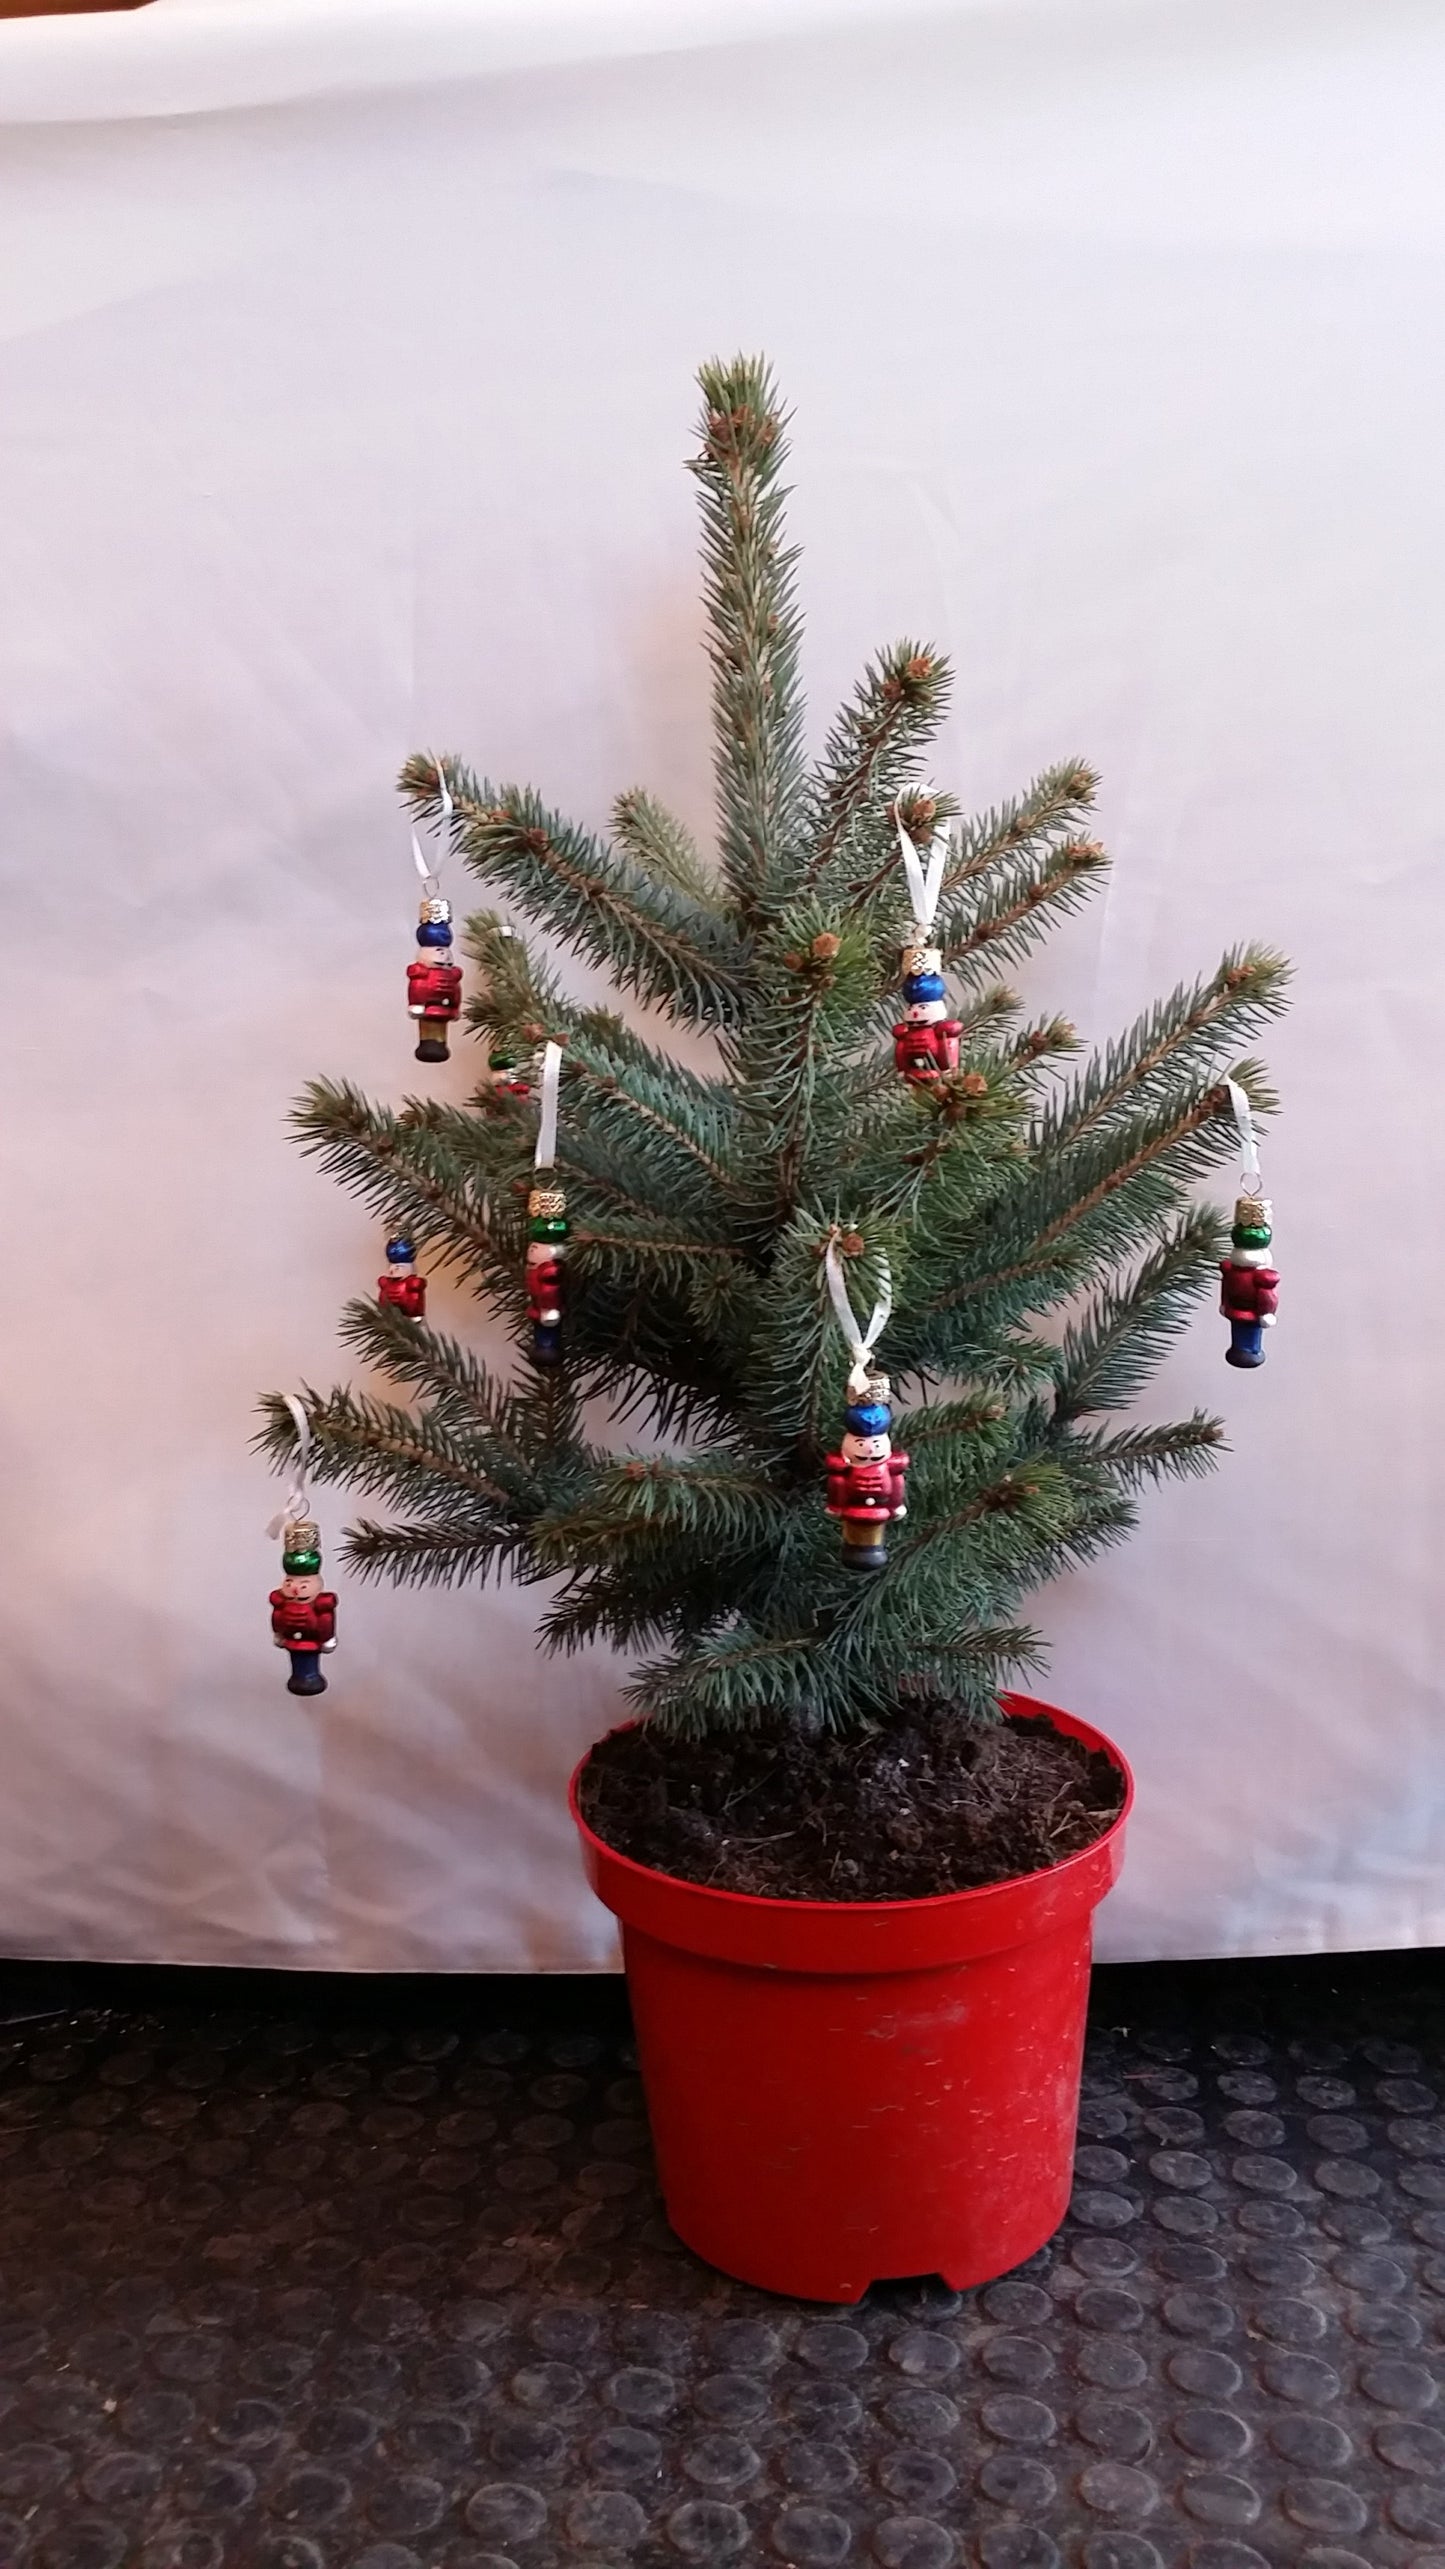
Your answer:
[265,358,1285,2301]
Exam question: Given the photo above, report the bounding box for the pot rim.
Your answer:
[569,1688,1133,1920]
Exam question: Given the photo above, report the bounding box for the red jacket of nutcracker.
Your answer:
[825,1451,910,1522]
[269,1590,338,1650]
[527,1254,565,1319]
[406,958,463,1022]
[1219,1261,1280,1324]
[892,1018,962,1081]
[378,1272,427,1318]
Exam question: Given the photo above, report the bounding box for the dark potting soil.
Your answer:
[578,1702,1126,1900]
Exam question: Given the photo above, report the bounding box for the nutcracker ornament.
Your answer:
[1220,1077,1280,1370]
[489,1044,532,1099]
[267,1399,338,1696]
[823,1234,909,1572]
[378,1234,426,1319]
[271,1520,338,1695]
[827,1371,910,1573]
[526,1041,568,1369]
[408,901,462,1062]
[891,802,962,1086]
[406,765,462,1063]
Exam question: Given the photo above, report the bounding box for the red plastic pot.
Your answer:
[570,1692,1131,2302]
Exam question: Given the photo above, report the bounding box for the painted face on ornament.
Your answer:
[906,1000,946,1027]
[281,1572,323,1603]
[843,1431,891,1465]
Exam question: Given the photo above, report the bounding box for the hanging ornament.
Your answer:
[488,1044,532,1098]
[823,1235,909,1572]
[267,1397,338,1695]
[378,1233,426,1319]
[891,802,963,1085]
[406,763,463,1063]
[526,1040,568,1369]
[1220,1078,1280,1369]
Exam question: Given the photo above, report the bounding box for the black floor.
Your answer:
[1,1951,1443,2569]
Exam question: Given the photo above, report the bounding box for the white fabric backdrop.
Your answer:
[3,0,1443,1968]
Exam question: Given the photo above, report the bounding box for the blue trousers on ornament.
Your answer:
[1226,1319,1266,1369]
[286,1649,328,1696]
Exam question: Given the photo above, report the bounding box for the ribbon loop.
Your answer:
[412,756,456,885]
[534,1040,562,1172]
[267,1394,314,1539]
[824,1232,893,1398]
[1225,1077,1262,1191]
[892,801,949,940]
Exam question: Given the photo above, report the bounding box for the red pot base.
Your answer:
[572,1694,1131,2303]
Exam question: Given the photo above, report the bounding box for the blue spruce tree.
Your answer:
[264,359,1286,1744]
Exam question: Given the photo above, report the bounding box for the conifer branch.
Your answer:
[939,839,1110,972]
[541,1582,680,1658]
[290,1082,510,1275]
[554,1159,678,1228]
[1037,947,1290,1150]
[943,760,1100,890]
[402,757,751,1025]
[738,913,880,1215]
[343,1520,527,1589]
[627,1627,830,1734]
[688,356,806,913]
[878,1063,1023,1213]
[535,1450,784,1564]
[612,789,723,909]
[466,916,724,1111]
[258,1388,517,1512]
[573,1228,744,1261]
[958,986,1023,1040]
[800,644,950,893]
[1005,1017,1082,1075]
[896,1395,1011,1448]
[338,1301,523,1428]
[1052,1212,1226,1420]
[564,1046,740,1193]
[1066,1415,1227,1485]
[891,1464,1069,1565]
[896,1626,1047,1712]
[335,1302,578,1499]
[930,1085,1242,1311]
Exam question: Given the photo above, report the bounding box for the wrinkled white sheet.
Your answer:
[2,0,1442,1966]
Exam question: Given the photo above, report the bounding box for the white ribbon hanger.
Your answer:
[267,1394,314,1538]
[824,1233,893,1397]
[1225,1076,1263,1194]
[412,755,456,891]
[892,799,949,942]
[534,1039,562,1171]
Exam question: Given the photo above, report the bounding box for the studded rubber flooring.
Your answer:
[2,1951,1445,2569]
